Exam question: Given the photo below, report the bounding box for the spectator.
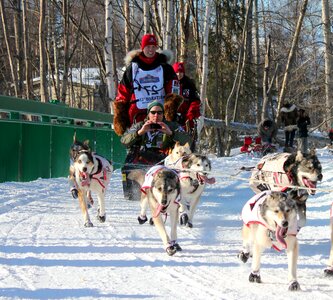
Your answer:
[257,119,277,144]
[297,109,311,154]
[168,62,201,131]
[280,102,298,151]
[120,101,192,200]
[329,128,333,146]
[113,33,179,136]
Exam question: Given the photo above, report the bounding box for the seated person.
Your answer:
[121,100,192,200]
[257,118,277,144]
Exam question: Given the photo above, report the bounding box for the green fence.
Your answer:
[0,95,126,182]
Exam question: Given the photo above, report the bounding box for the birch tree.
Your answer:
[22,0,32,99]
[275,0,308,121]
[197,0,212,136]
[143,0,150,34]
[322,0,333,129]
[105,0,115,105]
[39,0,48,102]
[0,0,18,96]
[124,0,131,52]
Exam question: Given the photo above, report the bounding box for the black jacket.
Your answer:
[297,116,310,138]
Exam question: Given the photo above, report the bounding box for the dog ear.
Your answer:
[164,93,184,122]
[295,151,304,162]
[113,101,130,136]
[73,131,77,143]
[309,148,316,156]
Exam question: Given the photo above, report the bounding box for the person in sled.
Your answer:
[113,33,179,137]
[167,62,201,151]
[120,101,192,200]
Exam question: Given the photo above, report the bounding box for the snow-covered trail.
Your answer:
[1,151,333,299]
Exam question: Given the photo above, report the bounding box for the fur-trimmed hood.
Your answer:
[164,93,184,122]
[124,49,174,66]
[281,103,297,113]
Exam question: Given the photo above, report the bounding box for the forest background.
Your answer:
[1,0,333,155]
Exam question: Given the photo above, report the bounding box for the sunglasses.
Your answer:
[149,110,163,115]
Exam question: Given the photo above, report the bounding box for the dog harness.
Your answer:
[90,155,113,190]
[242,191,297,251]
[141,165,179,200]
[255,153,293,192]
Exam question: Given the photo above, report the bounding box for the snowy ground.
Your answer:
[1,149,333,300]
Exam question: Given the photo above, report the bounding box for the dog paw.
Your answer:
[137,215,148,225]
[238,251,250,263]
[180,213,188,226]
[149,217,154,226]
[97,215,106,223]
[84,221,93,227]
[173,243,182,251]
[288,280,300,291]
[71,188,78,199]
[187,221,193,228]
[324,267,333,277]
[166,245,177,256]
[249,272,261,283]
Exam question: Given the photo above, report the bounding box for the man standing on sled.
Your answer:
[113,33,179,137]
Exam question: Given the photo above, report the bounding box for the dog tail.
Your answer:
[127,169,146,186]
[73,130,77,143]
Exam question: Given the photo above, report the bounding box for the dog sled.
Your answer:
[240,136,276,157]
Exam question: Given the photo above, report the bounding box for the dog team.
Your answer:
[68,32,332,291]
[69,128,333,291]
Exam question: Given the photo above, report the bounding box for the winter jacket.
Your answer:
[121,119,192,165]
[297,116,310,138]
[177,75,201,127]
[280,103,298,132]
[257,119,277,143]
[115,50,178,126]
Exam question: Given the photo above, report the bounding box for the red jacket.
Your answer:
[177,75,201,128]
[115,50,178,125]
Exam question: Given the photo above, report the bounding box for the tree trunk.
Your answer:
[0,0,18,96]
[197,0,212,136]
[164,0,172,49]
[105,0,115,102]
[276,0,308,122]
[124,0,131,52]
[143,0,150,34]
[39,0,48,102]
[261,34,271,120]
[22,0,32,99]
[322,0,333,130]
[13,0,23,97]
[60,0,70,103]
[253,0,260,124]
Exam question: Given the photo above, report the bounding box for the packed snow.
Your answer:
[1,148,333,300]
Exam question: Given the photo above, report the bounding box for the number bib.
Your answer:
[132,63,165,109]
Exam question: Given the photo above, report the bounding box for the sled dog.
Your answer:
[324,203,333,276]
[249,149,322,227]
[238,191,300,291]
[177,153,216,228]
[71,142,113,227]
[164,141,192,168]
[128,165,181,256]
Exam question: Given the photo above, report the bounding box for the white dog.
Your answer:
[238,191,300,291]
[129,165,181,256]
[71,148,113,227]
[177,153,215,228]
